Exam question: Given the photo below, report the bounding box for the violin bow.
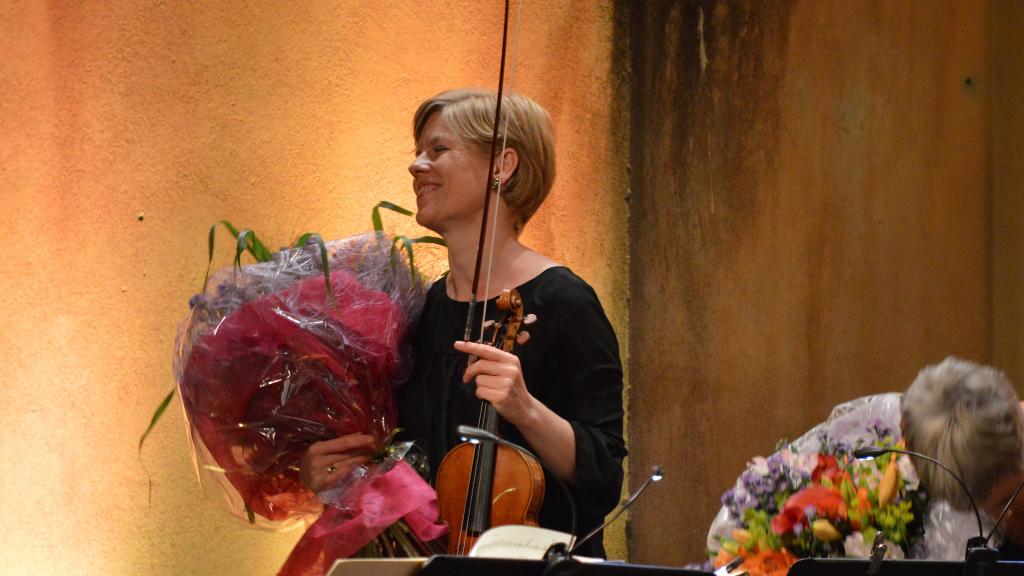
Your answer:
[464,0,523,344]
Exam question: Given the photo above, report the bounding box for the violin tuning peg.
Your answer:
[482,320,496,328]
[523,314,537,325]
[516,331,530,345]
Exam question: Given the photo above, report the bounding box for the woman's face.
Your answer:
[409,112,491,235]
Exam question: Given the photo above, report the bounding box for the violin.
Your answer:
[434,288,545,555]
[430,0,545,556]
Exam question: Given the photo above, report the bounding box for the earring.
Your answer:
[491,177,501,189]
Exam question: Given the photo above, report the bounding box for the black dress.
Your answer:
[396,266,627,558]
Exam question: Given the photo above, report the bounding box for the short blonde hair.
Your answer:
[413,88,556,232]
[902,357,1024,509]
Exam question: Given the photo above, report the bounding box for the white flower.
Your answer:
[887,543,905,559]
[843,533,905,559]
[843,533,870,558]
[898,454,919,490]
[784,450,819,475]
[749,456,769,476]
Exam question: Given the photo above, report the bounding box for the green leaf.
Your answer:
[393,235,417,271]
[293,232,314,249]
[234,229,273,268]
[294,232,334,306]
[219,219,242,238]
[202,220,241,292]
[235,229,254,269]
[202,223,217,293]
[371,201,414,232]
[138,387,176,452]
[407,235,446,247]
[249,233,273,262]
[387,234,447,281]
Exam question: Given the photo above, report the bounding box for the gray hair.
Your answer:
[902,357,1024,509]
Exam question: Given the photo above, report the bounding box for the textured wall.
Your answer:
[0,2,628,573]
[624,0,1000,565]
[993,0,1024,388]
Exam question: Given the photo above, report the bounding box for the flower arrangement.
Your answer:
[144,203,448,575]
[711,420,925,576]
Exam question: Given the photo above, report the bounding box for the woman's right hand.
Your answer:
[299,434,377,493]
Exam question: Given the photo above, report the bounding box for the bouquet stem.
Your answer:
[352,520,446,557]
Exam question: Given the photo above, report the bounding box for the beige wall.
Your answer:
[624,0,1017,565]
[0,2,628,573]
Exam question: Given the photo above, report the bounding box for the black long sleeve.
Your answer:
[396,266,626,558]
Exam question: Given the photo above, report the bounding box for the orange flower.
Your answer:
[772,485,848,535]
[812,454,845,486]
[715,546,797,576]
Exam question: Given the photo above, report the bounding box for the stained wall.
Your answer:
[0,2,628,573]
[993,0,1024,388]
[624,0,1020,564]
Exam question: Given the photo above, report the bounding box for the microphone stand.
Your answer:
[570,465,664,554]
[549,465,664,576]
[853,447,1002,576]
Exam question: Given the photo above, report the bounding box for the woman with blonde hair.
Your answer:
[302,88,626,557]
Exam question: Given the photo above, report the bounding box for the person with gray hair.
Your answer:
[902,357,1024,557]
[707,356,1024,561]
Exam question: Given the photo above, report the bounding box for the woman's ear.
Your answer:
[494,147,519,185]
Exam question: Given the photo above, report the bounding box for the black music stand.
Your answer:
[789,557,1024,576]
[417,556,713,576]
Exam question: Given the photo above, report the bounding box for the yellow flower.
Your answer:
[732,529,753,548]
[811,519,843,542]
[878,460,900,508]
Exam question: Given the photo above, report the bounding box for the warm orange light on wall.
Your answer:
[0,1,626,574]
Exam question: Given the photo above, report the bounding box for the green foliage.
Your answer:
[202,220,273,292]
[371,201,446,279]
[137,387,176,454]
[292,232,333,306]
[371,201,413,233]
[742,508,783,551]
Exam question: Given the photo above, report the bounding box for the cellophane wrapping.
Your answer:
[173,232,427,530]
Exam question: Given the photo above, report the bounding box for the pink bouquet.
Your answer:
[174,232,445,575]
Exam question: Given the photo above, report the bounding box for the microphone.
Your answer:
[852,446,1000,571]
[867,530,886,576]
[569,465,664,554]
[456,425,578,538]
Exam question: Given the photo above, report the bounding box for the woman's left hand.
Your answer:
[455,340,538,428]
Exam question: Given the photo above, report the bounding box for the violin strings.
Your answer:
[477,0,522,340]
[464,0,523,555]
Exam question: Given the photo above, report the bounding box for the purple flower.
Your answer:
[803,505,817,520]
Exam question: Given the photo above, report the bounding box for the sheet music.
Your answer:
[469,525,573,559]
[326,557,425,576]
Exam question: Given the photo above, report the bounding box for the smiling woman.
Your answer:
[299,88,627,558]
[0,0,628,572]
[400,88,626,558]
[409,89,556,240]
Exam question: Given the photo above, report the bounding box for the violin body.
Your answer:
[434,288,546,555]
[436,440,545,554]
